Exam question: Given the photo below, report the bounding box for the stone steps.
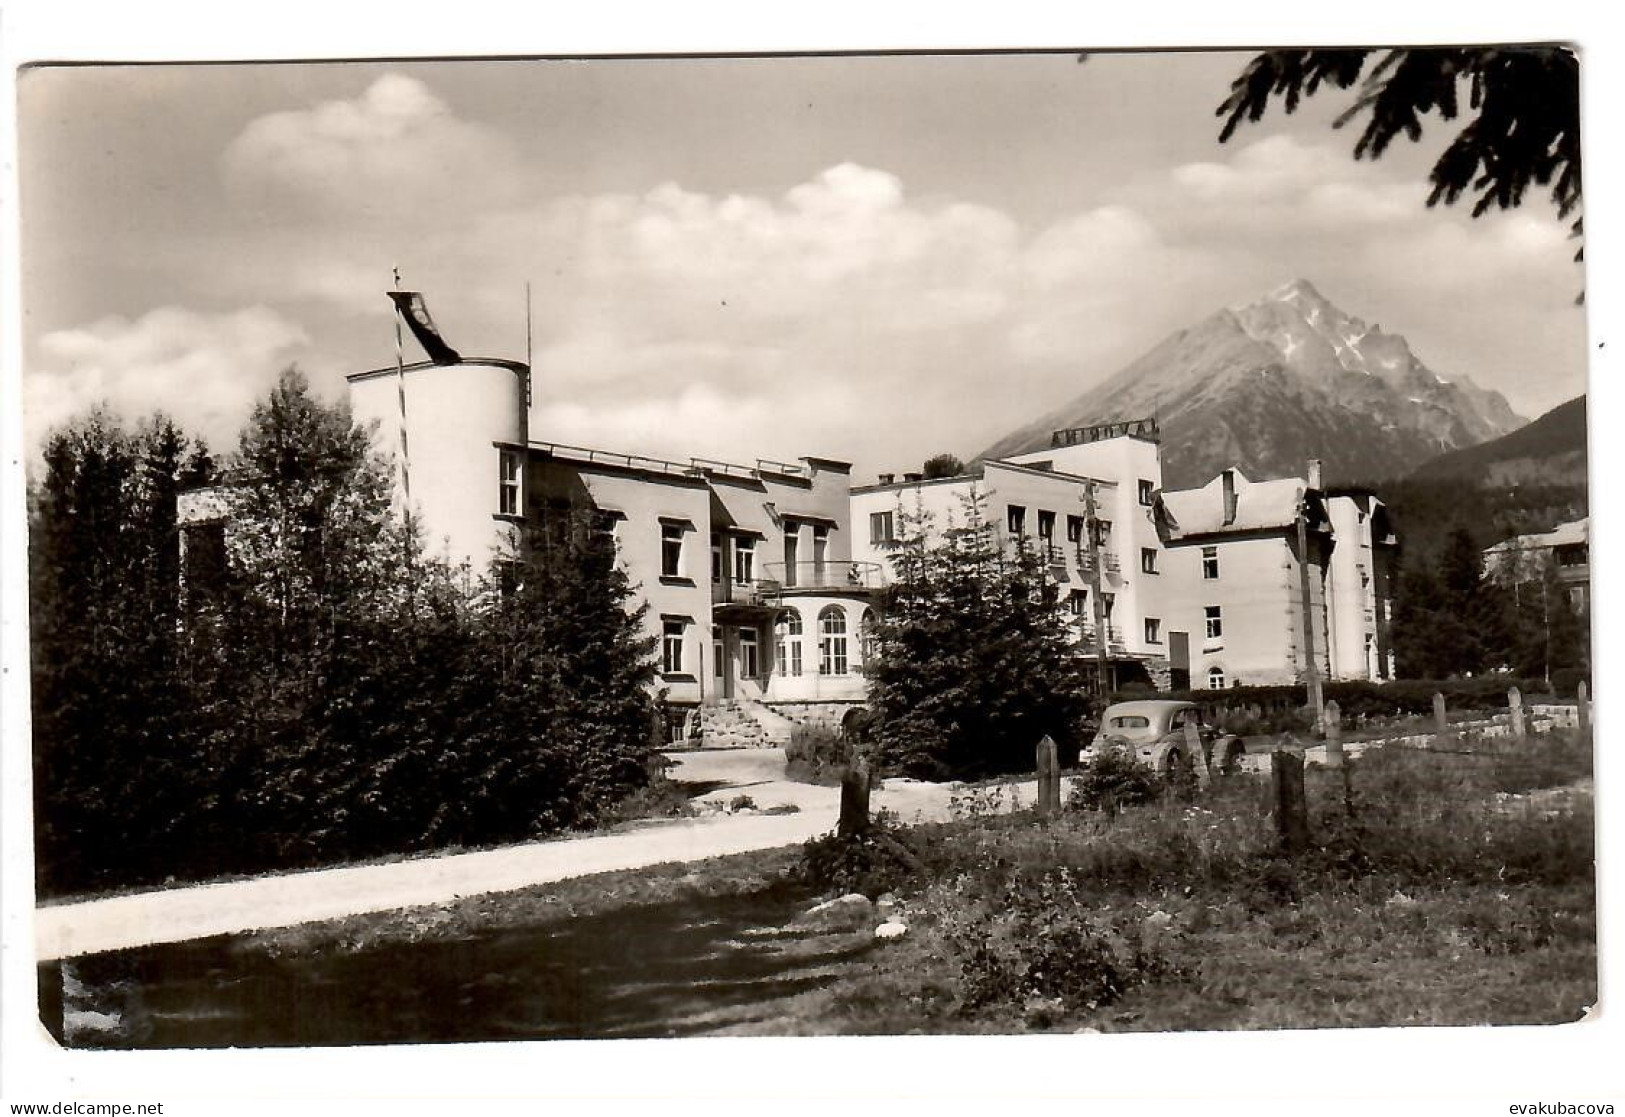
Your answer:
[696,700,790,749]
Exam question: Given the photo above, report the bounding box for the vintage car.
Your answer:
[1083,699,1245,777]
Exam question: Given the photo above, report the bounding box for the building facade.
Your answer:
[1155,465,1398,688]
[851,419,1173,690]
[1483,517,1590,614]
[348,358,878,744]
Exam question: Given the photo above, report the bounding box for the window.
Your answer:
[1138,479,1155,506]
[1095,519,1113,546]
[819,606,848,675]
[1007,505,1027,535]
[662,620,686,674]
[661,525,684,578]
[1068,589,1087,617]
[495,558,522,600]
[859,607,878,666]
[712,626,724,679]
[813,526,829,573]
[776,611,804,677]
[1066,515,1085,544]
[1358,563,1370,589]
[1204,605,1223,641]
[869,511,895,545]
[734,536,755,584]
[1109,715,1151,731]
[1144,617,1161,644]
[1102,592,1115,619]
[1207,666,1226,690]
[498,450,521,516]
[1140,547,1159,574]
[1037,510,1056,542]
[1201,546,1219,580]
[739,627,760,679]
[710,533,723,584]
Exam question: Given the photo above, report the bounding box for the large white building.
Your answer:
[1157,466,1398,688]
[851,418,1171,690]
[347,356,879,745]
[189,347,1401,747]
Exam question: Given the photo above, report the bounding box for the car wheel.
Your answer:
[1161,747,1182,780]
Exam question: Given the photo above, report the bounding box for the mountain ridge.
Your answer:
[978,279,1527,488]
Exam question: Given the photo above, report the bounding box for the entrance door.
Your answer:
[1169,630,1190,691]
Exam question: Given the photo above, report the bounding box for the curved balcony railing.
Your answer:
[758,560,883,591]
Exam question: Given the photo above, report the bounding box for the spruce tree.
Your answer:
[866,490,1092,781]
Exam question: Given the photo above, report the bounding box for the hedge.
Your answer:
[1107,676,1560,736]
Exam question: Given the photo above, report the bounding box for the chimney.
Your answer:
[878,472,896,485]
[1221,469,1238,526]
[903,472,924,483]
[1306,458,1323,491]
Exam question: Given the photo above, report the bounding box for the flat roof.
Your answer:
[347,357,530,384]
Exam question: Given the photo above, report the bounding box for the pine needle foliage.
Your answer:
[865,490,1093,781]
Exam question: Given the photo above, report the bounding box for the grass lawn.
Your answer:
[719,728,1597,1035]
[216,729,1593,1040]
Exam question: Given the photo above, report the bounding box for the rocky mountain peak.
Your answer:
[976,280,1528,487]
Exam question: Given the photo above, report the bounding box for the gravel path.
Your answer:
[34,748,961,962]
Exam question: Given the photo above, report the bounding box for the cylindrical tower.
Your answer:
[347,357,530,576]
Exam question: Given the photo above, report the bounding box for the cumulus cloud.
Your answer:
[196,80,1584,472]
[221,73,523,218]
[25,306,311,452]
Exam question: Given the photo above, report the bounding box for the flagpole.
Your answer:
[524,280,534,411]
[393,267,411,508]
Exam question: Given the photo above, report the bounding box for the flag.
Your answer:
[388,291,462,365]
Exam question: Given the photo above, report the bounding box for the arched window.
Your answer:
[819,605,848,676]
[775,609,804,677]
[1207,666,1226,691]
[858,607,878,667]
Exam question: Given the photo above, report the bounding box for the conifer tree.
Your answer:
[866,490,1092,780]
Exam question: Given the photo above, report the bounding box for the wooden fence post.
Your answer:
[1271,743,1310,857]
[1508,686,1525,741]
[1036,735,1061,816]
[838,754,871,837]
[1323,699,1344,769]
[1578,680,1590,736]
[1432,692,1449,747]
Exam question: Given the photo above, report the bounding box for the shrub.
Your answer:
[800,814,922,897]
[784,724,853,785]
[933,868,1185,1016]
[728,794,757,812]
[1550,667,1590,699]
[1069,746,1163,813]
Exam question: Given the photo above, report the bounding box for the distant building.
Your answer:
[346,357,877,745]
[1483,517,1590,613]
[1156,465,1398,688]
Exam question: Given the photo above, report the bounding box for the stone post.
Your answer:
[1578,680,1590,735]
[1036,735,1061,816]
[1183,718,1210,786]
[1323,699,1344,769]
[838,754,871,837]
[1508,686,1525,741]
[1271,745,1310,857]
[1433,692,1448,734]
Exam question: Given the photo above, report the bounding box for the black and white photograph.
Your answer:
[1,8,1620,1113]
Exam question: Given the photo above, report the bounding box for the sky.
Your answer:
[17,51,1589,481]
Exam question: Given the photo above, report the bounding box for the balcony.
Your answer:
[1077,549,1121,575]
[758,560,883,593]
[1068,621,1125,653]
[712,579,768,607]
